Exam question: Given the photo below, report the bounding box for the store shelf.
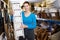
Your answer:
[37,18,60,25]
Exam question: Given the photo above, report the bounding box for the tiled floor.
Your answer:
[51,31,60,40]
[0,33,3,40]
[0,33,7,40]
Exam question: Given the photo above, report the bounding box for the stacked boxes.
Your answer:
[11,1,24,40]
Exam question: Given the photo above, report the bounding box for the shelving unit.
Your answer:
[0,0,14,40]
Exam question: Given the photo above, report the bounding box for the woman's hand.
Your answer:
[23,24,28,28]
[20,24,28,28]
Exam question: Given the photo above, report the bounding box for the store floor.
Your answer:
[51,31,60,40]
[0,33,2,40]
[0,31,60,40]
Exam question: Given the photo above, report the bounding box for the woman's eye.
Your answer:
[24,5,29,7]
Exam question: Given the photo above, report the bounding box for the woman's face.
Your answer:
[24,3,30,11]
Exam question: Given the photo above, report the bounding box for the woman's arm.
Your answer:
[27,14,36,29]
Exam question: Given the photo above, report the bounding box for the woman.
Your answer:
[21,1,36,40]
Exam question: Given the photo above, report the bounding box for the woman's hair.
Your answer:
[21,5,24,9]
[23,1,30,6]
